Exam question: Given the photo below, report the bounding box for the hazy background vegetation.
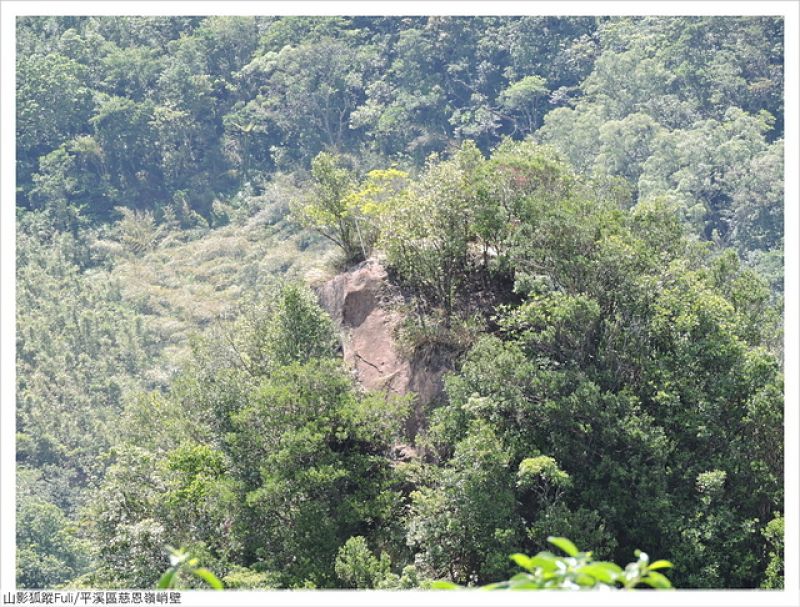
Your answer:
[16,16,784,590]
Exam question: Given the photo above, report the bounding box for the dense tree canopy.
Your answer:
[16,15,784,591]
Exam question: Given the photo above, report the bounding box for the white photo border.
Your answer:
[2,2,797,606]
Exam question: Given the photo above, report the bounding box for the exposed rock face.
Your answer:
[317,260,408,394]
[316,259,450,436]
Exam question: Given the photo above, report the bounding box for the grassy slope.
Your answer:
[109,180,335,384]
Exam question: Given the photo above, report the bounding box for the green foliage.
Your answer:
[334,536,393,589]
[258,283,339,368]
[15,15,783,592]
[498,75,549,134]
[295,153,408,264]
[476,537,672,590]
[731,140,783,254]
[157,547,224,590]
[16,213,160,517]
[90,95,161,207]
[245,36,377,160]
[221,566,280,589]
[15,15,784,280]
[28,141,115,229]
[674,469,761,588]
[407,422,521,584]
[16,52,93,167]
[594,112,663,185]
[295,152,360,261]
[76,282,410,589]
[422,136,781,589]
[379,141,487,322]
[517,456,572,497]
[523,504,617,561]
[229,359,409,586]
[161,444,238,552]
[761,515,784,589]
[16,492,91,588]
[112,207,163,255]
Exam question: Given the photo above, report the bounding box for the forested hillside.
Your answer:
[16,16,784,590]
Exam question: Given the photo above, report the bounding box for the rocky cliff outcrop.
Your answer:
[316,259,450,437]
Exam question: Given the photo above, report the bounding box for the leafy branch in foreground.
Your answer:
[433,537,673,590]
[156,547,223,590]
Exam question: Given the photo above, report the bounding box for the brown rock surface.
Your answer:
[316,259,450,436]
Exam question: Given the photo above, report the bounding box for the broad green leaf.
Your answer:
[648,560,674,570]
[641,571,672,589]
[528,554,558,572]
[431,580,461,590]
[192,567,224,590]
[592,561,623,574]
[510,553,535,571]
[511,552,558,572]
[548,536,579,557]
[579,563,619,584]
[157,568,176,589]
[575,573,598,587]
